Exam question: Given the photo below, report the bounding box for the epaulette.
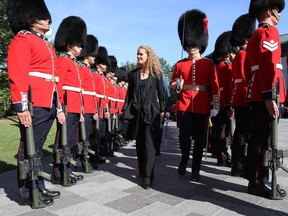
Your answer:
[258,22,270,28]
[18,30,31,35]
[202,56,213,62]
[91,69,97,74]
[58,52,68,58]
[224,59,231,65]
[75,59,82,66]
[176,58,189,63]
[77,61,85,67]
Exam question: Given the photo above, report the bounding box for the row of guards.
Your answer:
[169,0,288,201]
[7,0,130,208]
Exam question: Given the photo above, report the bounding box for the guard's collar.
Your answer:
[30,30,45,39]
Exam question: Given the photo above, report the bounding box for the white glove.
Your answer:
[165,112,170,119]
[210,109,219,117]
[175,78,184,93]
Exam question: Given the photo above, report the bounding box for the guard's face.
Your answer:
[186,47,200,55]
[137,48,148,66]
[70,45,82,57]
[269,7,281,24]
[31,19,50,34]
[88,55,95,65]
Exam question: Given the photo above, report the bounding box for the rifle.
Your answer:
[205,118,213,159]
[77,121,96,173]
[54,94,77,186]
[106,114,114,156]
[266,79,288,200]
[18,87,51,208]
[95,105,100,130]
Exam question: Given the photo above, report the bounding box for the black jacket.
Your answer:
[122,67,165,138]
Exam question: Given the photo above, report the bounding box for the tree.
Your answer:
[158,57,174,80]
[120,61,137,72]
[0,0,14,116]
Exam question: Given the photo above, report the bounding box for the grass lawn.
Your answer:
[0,117,56,174]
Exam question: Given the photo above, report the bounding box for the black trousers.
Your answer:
[211,108,231,162]
[178,111,208,173]
[231,106,250,169]
[18,104,56,200]
[76,113,93,168]
[154,120,164,154]
[136,116,156,179]
[53,112,80,179]
[246,102,270,183]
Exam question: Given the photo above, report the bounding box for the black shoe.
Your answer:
[155,151,161,156]
[68,175,78,185]
[248,182,270,198]
[217,160,232,167]
[142,177,152,190]
[19,195,54,207]
[91,156,106,164]
[70,173,84,181]
[224,160,232,167]
[191,172,200,182]
[177,162,186,176]
[41,189,60,199]
[142,183,151,190]
[231,167,241,177]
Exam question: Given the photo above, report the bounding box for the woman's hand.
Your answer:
[160,112,165,123]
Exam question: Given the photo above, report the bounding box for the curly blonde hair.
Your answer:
[137,45,162,79]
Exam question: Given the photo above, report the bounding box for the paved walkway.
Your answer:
[1,119,288,216]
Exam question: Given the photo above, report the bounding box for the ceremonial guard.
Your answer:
[106,70,119,153]
[92,46,111,157]
[77,34,99,172]
[245,0,286,198]
[170,9,220,181]
[210,31,236,167]
[7,0,61,207]
[53,16,87,185]
[229,13,256,177]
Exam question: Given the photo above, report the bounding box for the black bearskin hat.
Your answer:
[54,16,87,52]
[115,67,129,82]
[79,35,98,58]
[230,13,256,47]
[95,46,110,66]
[249,0,285,16]
[108,55,118,73]
[178,9,208,54]
[212,31,237,65]
[7,0,52,34]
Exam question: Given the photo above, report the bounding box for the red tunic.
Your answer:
[230,49,249,107]
[245,25,286,102]
[56,54,82,113]
[92,71,108,119]
[171,58,219,114]
[79,64,97,114]
[8,31,59,111]
[116,85,125,114]
[106,79,116,115]
[216,61,233,108]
